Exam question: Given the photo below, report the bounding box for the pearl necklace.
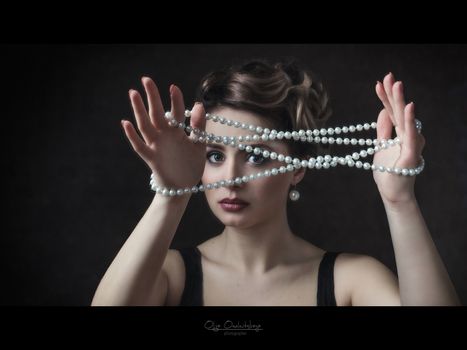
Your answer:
[150,111,424,197]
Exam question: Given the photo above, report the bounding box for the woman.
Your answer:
[91,60,460,306]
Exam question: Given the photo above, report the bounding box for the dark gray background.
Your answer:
[2,44,466,305]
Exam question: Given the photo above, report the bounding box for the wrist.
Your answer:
[382,196,418,213]
[155,192,192,206]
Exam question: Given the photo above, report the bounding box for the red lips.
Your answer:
[219,198,249,205]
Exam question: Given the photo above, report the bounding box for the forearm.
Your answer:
[383,199,460,305]
[92,194,190,305]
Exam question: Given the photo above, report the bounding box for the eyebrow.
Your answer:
[206,143,273,151]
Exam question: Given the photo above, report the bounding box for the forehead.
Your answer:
[205,107,288,150]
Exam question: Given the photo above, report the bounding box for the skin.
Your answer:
[94,74,460,306]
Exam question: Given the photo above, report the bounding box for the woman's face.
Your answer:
[201,107,305,229]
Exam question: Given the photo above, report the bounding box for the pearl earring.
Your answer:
[289,185,300,201]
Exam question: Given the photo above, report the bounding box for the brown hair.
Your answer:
[197,59,332,158]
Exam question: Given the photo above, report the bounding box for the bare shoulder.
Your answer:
[334,253,401,306]
[161,249,186,306]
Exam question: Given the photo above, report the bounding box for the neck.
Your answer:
[219,207,296,274]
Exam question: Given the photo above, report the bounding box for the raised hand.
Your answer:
[373,73,426,205]
[121,77,207,191]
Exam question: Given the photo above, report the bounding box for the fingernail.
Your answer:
[170,84,175,94]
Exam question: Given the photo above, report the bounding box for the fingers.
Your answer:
[190,102,206,131]
[399,102,425,167]
[141,77,166,129]
[402,102,418,154]
[375,81,394,117]
[129,89,153,144]
[188,102,207,144]
[170,85,186,123]
[376,109,393,141]
[392,81,406,133]
[383,72,395,105]
[121,120,151,161]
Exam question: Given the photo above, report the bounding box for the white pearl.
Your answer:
[270,152,277,160]
[285,156,292,164]
[289,189,300,201]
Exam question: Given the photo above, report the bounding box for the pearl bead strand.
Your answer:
[150,111,424,196]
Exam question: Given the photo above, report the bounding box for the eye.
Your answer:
[247,153,267,165]
[206,151,224,164]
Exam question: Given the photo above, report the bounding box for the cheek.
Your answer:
[253,175,290,201]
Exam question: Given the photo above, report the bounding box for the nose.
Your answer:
[224,157,245,188]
